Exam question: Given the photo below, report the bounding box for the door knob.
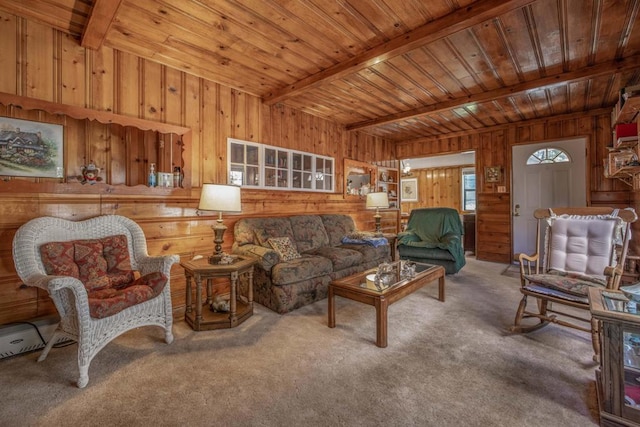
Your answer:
[514,204,520,216]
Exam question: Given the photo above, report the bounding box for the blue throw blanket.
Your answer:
[341,235,388,248]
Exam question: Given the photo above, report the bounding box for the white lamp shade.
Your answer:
[366,192,389,209]
[198,184,242,213]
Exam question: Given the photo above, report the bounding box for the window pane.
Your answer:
[462,169,476,211]
[526,148,571,164]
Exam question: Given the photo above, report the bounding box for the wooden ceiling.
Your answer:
[2,0,640,141]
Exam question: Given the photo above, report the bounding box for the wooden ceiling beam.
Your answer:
[81,0,124,50]
[263,0,536,105]
[347,55,640,131]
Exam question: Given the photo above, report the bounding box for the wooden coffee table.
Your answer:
[327,262,445,347]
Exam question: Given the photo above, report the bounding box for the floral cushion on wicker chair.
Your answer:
[39,235,167,318]
[87,271,167,319]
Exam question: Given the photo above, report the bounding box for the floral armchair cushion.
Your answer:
[88,271,167,319]
[39,235,166,319]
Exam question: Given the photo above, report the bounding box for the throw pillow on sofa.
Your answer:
[268,237,301,261]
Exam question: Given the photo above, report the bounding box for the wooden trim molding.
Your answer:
[0,92,191,135]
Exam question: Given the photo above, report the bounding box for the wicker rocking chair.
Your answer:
[511,207,637,359]
[12,215,179,388]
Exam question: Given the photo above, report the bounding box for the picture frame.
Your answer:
[0,117,64,178]
[484,166,502,183]
[401,177,418,202]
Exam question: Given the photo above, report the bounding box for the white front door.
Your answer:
[511,138,587,258]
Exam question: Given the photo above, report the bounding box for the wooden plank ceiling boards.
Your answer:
[1,0,639,141]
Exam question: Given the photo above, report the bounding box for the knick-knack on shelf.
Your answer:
[79,161,102,185]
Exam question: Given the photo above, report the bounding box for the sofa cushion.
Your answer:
[268,237,301,261]
[290,215,329,252]
[271,255,333,285]
[251,218,296,248]
[234,218,259,246]
[340,243,389,264]
[321,214,357,247]
[88,271,168,319]
[305,246,363,270]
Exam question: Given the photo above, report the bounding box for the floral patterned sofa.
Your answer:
[232,214,391,313]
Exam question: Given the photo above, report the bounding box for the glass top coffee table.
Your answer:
[327,262,446,348]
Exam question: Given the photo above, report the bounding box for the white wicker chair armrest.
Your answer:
[137,254,180,276]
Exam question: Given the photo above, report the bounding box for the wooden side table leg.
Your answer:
[439,275,445,302]
[229,271,238,326]
[328,286,336,328]
[247,267,254,309]
[195,276,203,329]
[206,278,213,305]
[375,296,388,348]
[185,275,192,314]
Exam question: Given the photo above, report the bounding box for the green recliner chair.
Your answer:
[397,207,466,274]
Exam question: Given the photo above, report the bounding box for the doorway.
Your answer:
[511,138,587,258]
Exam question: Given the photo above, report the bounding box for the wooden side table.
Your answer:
[181,255,257,331]
[383,233,398,261]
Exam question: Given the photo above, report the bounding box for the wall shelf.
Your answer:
[607,91,640,190]
[0,92,192,191]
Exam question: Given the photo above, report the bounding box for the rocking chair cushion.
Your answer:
[88,271,168,319]
[523,269,607,298]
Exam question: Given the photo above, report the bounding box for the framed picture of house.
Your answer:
[401,177,418,202]
[484,166,502,183]
[0,117,63,178]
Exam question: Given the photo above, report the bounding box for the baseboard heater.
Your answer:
[0,315,73,359]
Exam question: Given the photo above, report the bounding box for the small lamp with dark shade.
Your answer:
[197,183,242,264]
[366,191,389,235]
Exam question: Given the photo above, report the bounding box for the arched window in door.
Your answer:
[526,147,571,165]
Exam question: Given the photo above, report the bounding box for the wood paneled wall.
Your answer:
[400,165,473,214]
[396,111,633,263]
[0,12,634,325]
[0,13,395,325]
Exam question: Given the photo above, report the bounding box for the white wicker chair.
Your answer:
[12,215,180,388]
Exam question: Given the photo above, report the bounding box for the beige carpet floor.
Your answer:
[0,257,599,426]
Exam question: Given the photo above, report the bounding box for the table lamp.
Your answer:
[198,183,242,263]
[366,191,389,235]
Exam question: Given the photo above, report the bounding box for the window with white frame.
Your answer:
[462,167,476,211]
[526,147,570,164]
[228,138,334,192]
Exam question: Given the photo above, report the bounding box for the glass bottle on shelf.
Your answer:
[148,163,157,187]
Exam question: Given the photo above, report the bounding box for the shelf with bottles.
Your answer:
[0,93,191,193]
[377,166,399,209]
